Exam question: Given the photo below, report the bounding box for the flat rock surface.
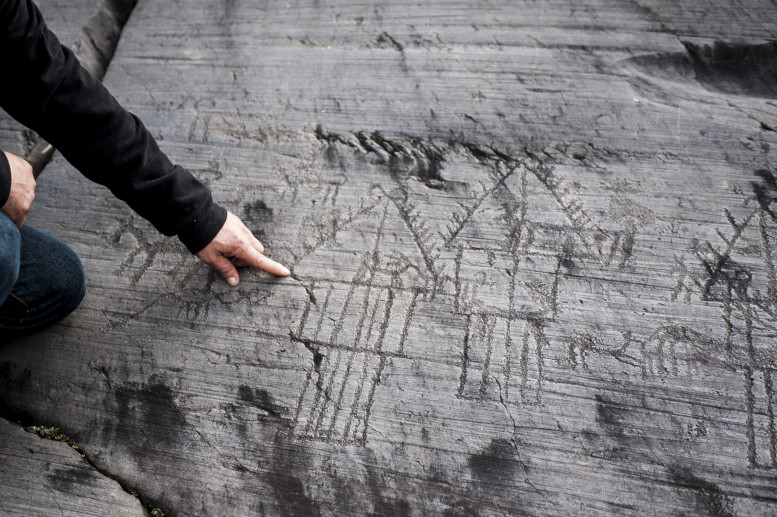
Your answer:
[0,419,145,516]
[2,0,777,516]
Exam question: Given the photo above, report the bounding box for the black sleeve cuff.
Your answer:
[0,152,11,208]
[176,201,228,254]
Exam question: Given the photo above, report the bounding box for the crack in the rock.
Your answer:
[289,330,325,368]
[0,410,166,516]
[288,273,317,306]
[27,0,140,177]
[490,375,566,515]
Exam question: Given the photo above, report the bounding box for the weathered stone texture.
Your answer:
[0,419,145,516]
[2,0,777,515]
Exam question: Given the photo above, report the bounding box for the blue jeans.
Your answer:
[0,213,85,339]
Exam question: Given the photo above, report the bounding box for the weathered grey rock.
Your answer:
[2,0,777,515]
[0,419,145,516]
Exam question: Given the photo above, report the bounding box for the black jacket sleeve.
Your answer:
[0,0,227,253]
[0,152,10,207]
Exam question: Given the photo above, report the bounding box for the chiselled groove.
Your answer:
[291,366,311,431]
[522,323,546,406]
[444,160,518,246]
[766,370,777,468]
[503,318,514,404]
[457,314,472,399]
[315,285,334,341]
[477,315,497,400]
[397,290,417,357]
[302,348,333,437]
[358,356,387,444]
[734,294,776,470]
[453,246,464,314]
[759,209,777,305]
[745,369,759,468]
[376,184,442,282]
[673,207,758,303]
[316,125,445,185]
[110,217,189,286]
[519,324,532,404]
[655,336,667,376]
[293,204,395,444]
[342,287,393,440]
[296,280,314,337]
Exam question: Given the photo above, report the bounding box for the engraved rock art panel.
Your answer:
[282,130,657,443]
[4,0,777,514]
[97,122,777,475]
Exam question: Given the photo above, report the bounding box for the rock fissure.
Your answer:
[0,410,167,516]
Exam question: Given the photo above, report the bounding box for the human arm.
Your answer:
[0,0,287,280]
[0,151,35,229]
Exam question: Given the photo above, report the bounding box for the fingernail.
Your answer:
[281,266,291,276]
[227,277,238,286]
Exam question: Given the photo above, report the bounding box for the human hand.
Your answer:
[1,151,36,228]
[196,211,290,285]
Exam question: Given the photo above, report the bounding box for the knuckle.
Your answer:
[215,262,234,275]
[249,249,265,265]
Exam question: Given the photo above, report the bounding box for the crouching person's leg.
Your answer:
[0,222,85,339]
[0,214,21,307]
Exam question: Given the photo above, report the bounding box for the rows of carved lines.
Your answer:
[292,283,417,442]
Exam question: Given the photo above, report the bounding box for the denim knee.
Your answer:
[55,241,86,315]
[18,225,86,320]
[0,214,20,305]
[0,225,85,336]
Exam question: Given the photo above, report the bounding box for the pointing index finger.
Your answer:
[241,245,290,277]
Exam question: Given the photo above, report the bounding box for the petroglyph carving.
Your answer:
[107,124,774,464]
[458,315,548,407]
[305,129,639,428]
[290,232,418,443]
[105,216,271,327]
[576,173,777,469]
